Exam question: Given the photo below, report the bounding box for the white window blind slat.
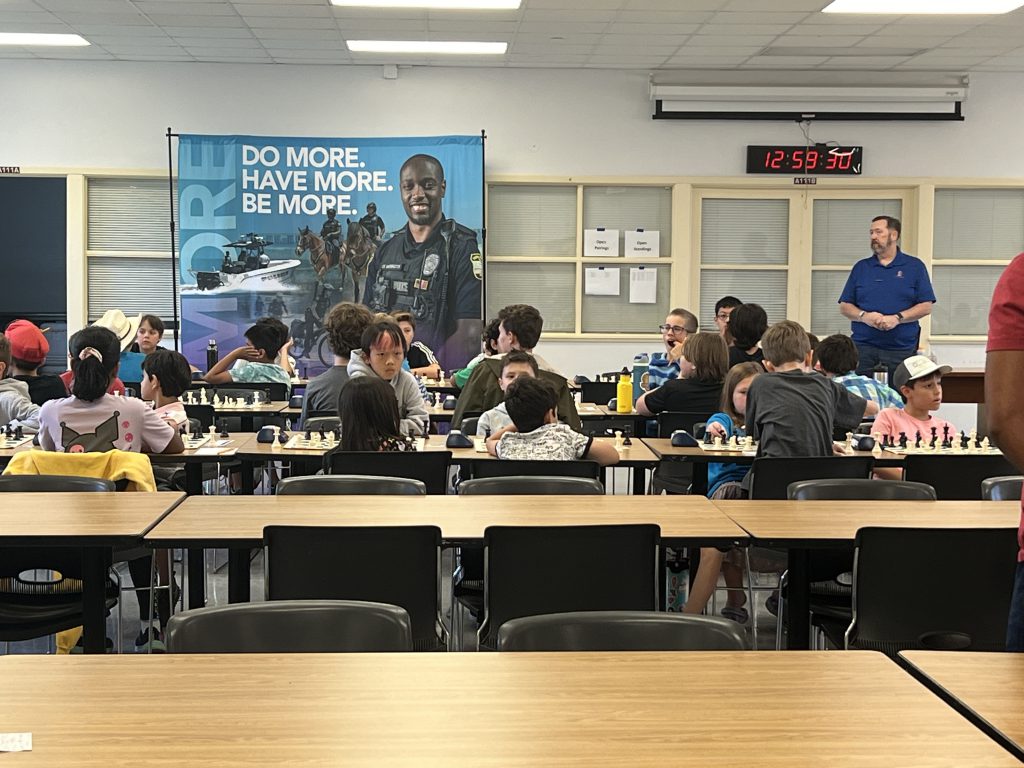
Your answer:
[811,271,854,338]
[700,199,789,266]
[582,186,672,256]
[88,178,178,252]
[88,256,178,322]
[485,262,575,333]
[812,199,902,266]
[699,270,787,329]
[488,185,576,257]
[581,265,669,333]
[931,265,1004,336]
[934,189,1024,261]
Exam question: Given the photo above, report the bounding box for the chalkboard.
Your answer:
[0,177,67,316]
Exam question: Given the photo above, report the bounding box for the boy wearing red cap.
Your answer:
[6,320,67,406]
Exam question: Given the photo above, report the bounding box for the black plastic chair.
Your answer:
[903,454,1019,500]
[165,599,412,653]
[460,476,604,496]
[183,404,215,430]
[276,475,426,496]
[749,456,875,499]
[326,451,452,495]
[580,381,617,404]
[303,416,341,434]
[0,475,116,493]
[470,459,600,481]
[460,416,480,437]
[264,525,445,651]
[842,526,1019,655]
[788,478,937,501]
[497,611,747,652]
[656,411,712,438]
[478,524,660,649]
[982,475,1024,501]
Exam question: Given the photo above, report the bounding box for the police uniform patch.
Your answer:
[470,252,483,280]
[393,281,409,293]
[414,279,430,291]
[422,253,440,277]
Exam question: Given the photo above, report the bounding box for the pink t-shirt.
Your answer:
[987,252,1024,562]
[38,394,175,453]
[153,401,187,429]
[872,407,957,446]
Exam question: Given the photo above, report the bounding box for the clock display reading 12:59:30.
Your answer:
[746,145,863,175]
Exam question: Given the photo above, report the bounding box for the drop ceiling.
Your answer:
[3,0,1024,71]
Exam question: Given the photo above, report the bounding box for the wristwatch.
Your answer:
[895,312,904,322]
[858,310,865,320]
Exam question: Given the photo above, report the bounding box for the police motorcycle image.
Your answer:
[183,233,301,293]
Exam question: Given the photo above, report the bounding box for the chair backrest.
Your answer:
[580,381,617,404]
[657,411,712,438]
[460,416,480,437]
[982,475,1024,501]
[264,525,443,650]
[748,456,874,500]
[165,599,412,653]
[903,454,1019,500]
[496,610,748,652]
[326,450,451,495]
[479,524,660,648]
[276,475,426,496]
[0,475,116,493]
[183,403,215,430]
[303,416,341,433]
[788,478,937,501]
[460,476,604,496]
[191,381,289,401]
[471,459,601,481]
[850,526,1019,654]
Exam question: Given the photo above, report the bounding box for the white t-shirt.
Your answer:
[496,422,592,461]
[38,394,176,453]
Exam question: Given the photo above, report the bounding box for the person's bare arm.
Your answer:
[204,346,259,385]
[160,430,185,455]
[485,424,516,457]
[410,364,441,379]
[585,438,621,467]
[987,350,1024,470]
[635,392,654,417]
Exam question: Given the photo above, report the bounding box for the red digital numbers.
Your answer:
[765,149,786,169]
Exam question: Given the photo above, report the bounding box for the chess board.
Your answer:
[182,436,234,450]
[184,395,267,409]
[0,435,32,450]
[882,444,1002,456]
[282,434,339,451]
[698,439,758,454]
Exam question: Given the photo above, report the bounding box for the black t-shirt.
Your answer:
[729,346,764,368]
[406,341,438,371]
[14,373,67,406]
[643,377,723,417]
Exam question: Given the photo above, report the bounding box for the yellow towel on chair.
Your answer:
[3,449,157,492]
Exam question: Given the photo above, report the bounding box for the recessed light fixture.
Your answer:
[0,32,89,46]
[347,40,507,54]
[823,0,1024,12]
[333,0,520,8]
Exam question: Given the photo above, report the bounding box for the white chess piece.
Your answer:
[969,428,978,446]
[728,435,738,448]
[845,431,855,455]
[208,425,217,440]
[614,430,624,451]
[199,388,208,405]
[271,426,281,450]
[712,435,723,449]
[212,392,221,407]
[981,436,991,451]
[744,435,754,450]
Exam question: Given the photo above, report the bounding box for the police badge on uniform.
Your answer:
[422,253,440,276]
[470,252,483,280]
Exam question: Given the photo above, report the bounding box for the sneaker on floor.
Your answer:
[135,628,166,654]
[721,605,749,624]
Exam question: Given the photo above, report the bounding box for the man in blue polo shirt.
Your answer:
[838,215,936,376]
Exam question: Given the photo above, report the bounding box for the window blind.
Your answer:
[931,265,1005,336]
[488,185,577,257]
[582,186,671,256]
[88,256,178,322]
[485,262,575,332]
[934,189,1024,261]
[811,271,854,338]
[699,269,787,329]
[700,199,788,266]
[812,199,902,266]
[582,265,669,333]
[88,178,178,252]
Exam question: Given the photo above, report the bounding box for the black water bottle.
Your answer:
[206,339,218,374]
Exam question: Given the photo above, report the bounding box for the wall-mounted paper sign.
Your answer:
[584,228,620,257]
[584,267,620,296]
[629,267,657,304]
[625,229,660,258]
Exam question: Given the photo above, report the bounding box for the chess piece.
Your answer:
[212,391,221,407]
[744,435,754,449]
[930,426,938,448]
[915,431,922,449]
[219,420,229,439]
[614,430,624,451]
[969,428,978,448]
[199,388,208,405]
[981,436,990,451]
[871,439,882,457]
[898,432,907,449]
[728,435,738,448]
[712,435,723,449]
[14,426,23,440]
[192,424,203,440]
[846,431,855,454]
[208,425,217,441]
[703,432,712,445]
[622,433,633,447]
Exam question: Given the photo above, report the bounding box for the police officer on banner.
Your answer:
[321,207,343,262]
[364,154,482,366]
[359,202,386,242]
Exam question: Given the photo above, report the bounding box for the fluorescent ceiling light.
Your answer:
[0,32,89,46]
[823,0,1024,12]
[347,40,507,54]
[333,0,519,7]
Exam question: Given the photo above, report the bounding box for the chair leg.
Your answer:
[775,570,788,651]
[745,549,758,650]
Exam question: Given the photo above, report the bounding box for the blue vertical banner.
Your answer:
[178,134,484,375]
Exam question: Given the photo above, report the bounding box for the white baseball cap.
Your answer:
[892,355,952,391]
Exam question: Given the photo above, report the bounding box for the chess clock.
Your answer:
[746,145,862,175]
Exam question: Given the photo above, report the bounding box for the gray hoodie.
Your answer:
[0,377,40,433]
[347,351,429,437]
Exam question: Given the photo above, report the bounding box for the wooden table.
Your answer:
[718,499,1020,650]
[900,650,1024,762]
[0,492,184,653]
[1,651,1015,766]
[941,368,984,404]
[147,494,744,604]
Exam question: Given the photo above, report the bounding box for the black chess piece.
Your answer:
[960,430,970,449]
[332,428,340,442]
[930,426,938,448]
[14,426,23,440]
[304,430,312,441]
[943,425,950,443]
[915,430,922,448]
[318,428,326,441]
[4,424,12,439]
[622,434,633,447]
[191,423,203,440]
[899,431,908,449]
[703,431,713,445]
[277,431,287,444]
[219,420,229,439]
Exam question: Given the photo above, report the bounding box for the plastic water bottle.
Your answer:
[873,362,888,387]
[206,339,218,374]
[632,353,649,402]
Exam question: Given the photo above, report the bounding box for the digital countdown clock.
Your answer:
[746,145,862,175]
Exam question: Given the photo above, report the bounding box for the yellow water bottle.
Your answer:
[616,367,633,414]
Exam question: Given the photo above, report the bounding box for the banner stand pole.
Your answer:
[166,127,180,350]
[480,129,487,321]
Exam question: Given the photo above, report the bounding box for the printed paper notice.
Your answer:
[625,230,660,258]
[584,229,620,257]
[584,268,620,296]
[0,733,32,752]
[629,268,657,304]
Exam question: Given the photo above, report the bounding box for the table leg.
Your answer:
[241,414,254,433]
[632,466,647,495]
[228,548,251,603]
[184,463,203,496]
[241,459,256,495]
[187,548,205,609]
[81,546,107,654]
[786,548,810,650]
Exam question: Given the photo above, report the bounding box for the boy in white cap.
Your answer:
[872,354,956,447]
